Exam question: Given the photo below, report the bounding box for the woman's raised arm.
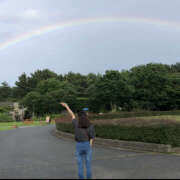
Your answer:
[60,102,76,120]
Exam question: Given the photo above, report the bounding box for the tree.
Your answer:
[64,72,88,97]
[171,62,180,72]
[28,69,59,89]
[0,81,12,101]
[15,73,32,98]
[21,79,78,115]
[21,91,43,116]
[15,69,59,99]
[90,70,133,112]
[129,63,172,110]
[36,78,62,94]
[166,72,180,109]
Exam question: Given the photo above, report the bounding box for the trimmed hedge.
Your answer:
[56,122,180,147]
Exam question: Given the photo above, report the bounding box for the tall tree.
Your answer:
[64,72,88,97]
[171,62,180,72]
[0,81,12,101]
[90,70,133,112]
[129,63,172,110]
[21,79,78,115]
[28,69,59,89]
[15,73,31,98]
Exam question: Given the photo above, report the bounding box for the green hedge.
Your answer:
[89,110,180,120]
[56,122,180,147]
[0,113,14,122]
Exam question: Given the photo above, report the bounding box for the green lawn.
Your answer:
[0,121,55,131]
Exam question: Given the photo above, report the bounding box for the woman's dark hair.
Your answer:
[77,110,90,128]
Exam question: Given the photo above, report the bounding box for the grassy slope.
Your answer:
[0,121,55,131]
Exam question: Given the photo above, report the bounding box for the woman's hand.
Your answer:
[60,102,75,119]
[90,139,93,147]
[60,102,68,108]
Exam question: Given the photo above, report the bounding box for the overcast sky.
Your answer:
[0,0,180,86]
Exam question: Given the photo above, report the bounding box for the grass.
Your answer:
[55,114,180,130]
[0,113,61,132]
[55,113,180,126]
[89,115,180,127]
[0,120,55,131]
[140,115,180,121]
[88,110,180,120]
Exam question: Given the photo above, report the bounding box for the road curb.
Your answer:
[54,129,180,154]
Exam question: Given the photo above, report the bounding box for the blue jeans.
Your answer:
[76,141,92,179]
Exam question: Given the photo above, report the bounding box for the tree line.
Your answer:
[0,62,180,115]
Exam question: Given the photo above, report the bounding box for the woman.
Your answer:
[60,102,95,179]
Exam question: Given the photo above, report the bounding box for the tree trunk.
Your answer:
[110,102,117,112]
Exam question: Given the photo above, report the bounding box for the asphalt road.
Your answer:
[0,125,180,179]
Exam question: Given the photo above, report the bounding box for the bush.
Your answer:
[0,113,14,122]
[56,122,180,147]
[0,106,12,113]
[31,113,62,121]
[0,107,7,113]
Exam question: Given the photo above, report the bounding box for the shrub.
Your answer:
[0,106,12,113]
[0,113,14,122]
[31,114,63,122]
[56,122,180,147]
[0,107,6,113]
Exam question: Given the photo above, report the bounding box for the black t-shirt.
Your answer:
[72,119,95,142]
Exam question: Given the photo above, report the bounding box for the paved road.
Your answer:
[0,125,180,179]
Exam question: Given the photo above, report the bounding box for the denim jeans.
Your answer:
[76,141,92,179]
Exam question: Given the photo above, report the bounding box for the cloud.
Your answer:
[0,9,40,24]
[0,32,14,40]
[0,15,21,24]
[22,8,40,19]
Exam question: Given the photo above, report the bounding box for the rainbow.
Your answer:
[0,16,179,51]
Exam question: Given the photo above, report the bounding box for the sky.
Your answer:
[0,0,180,86]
